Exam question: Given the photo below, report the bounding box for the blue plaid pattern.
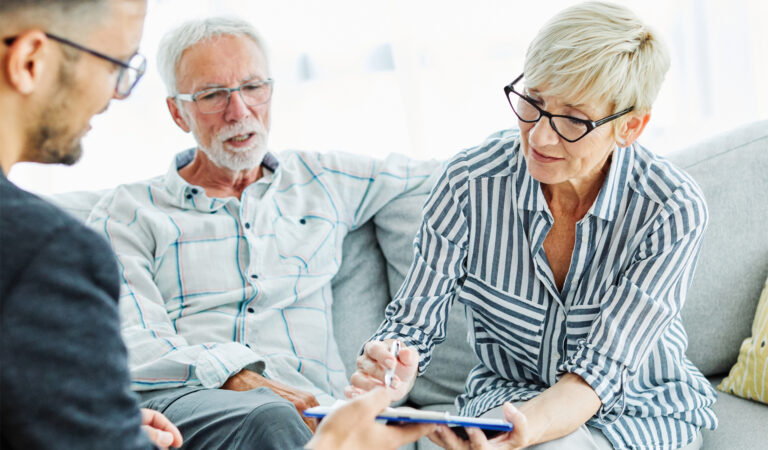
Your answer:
[88,149,438,405]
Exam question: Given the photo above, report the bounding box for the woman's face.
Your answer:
[518,87,618,187]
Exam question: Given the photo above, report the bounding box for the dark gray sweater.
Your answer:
[1,171,154,449]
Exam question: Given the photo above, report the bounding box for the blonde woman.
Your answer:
[350,2,717,449]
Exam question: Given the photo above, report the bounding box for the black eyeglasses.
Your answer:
[504,73,633,143]
[4,32,146,99]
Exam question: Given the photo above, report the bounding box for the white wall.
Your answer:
[9,0,768,194]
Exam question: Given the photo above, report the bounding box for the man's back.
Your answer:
[0,173,151,449]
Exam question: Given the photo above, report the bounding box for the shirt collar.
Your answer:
[163,148,281,210]
[516,142,633,222]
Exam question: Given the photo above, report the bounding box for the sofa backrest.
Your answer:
[670,120,768,376]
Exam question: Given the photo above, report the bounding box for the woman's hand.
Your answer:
[140,408,183,450]
[345,339,419,401]
[427,403,532,450]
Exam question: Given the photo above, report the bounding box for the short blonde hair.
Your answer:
[524,1,670,117]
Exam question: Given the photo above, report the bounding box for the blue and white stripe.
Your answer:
[374,129,718,449]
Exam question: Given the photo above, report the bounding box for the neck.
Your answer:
[0,96,25,176]
[178,149,264,198]
[542,153,612,219]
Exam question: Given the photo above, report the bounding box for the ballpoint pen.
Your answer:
[384,340,401,389]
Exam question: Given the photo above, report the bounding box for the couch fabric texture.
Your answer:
[49,120,768,449]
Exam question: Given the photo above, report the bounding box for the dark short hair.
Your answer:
[0,0,106,14]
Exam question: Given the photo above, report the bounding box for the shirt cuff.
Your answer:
[559,339,627,424]
[194,342,265,388]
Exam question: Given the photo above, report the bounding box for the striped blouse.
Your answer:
[374,130,718,449]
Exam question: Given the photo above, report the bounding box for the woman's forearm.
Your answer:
[517,373,601,446]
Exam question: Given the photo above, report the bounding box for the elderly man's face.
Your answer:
[174,34,271,172]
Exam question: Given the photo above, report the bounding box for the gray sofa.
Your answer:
[50,120,768,449]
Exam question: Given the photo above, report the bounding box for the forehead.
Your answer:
[176,34,268,92]
[524,81,611,118]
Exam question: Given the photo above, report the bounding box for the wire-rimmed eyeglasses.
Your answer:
[174,79,274,114]
[3,32,146,99]
[504,73,633,143]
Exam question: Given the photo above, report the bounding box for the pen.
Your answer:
[384,340,400,389]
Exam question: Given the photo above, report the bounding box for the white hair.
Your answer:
[156,16,268,96]
[524,1,670,119]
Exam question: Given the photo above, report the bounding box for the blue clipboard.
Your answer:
[303,405,514,432]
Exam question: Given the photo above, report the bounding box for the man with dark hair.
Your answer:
[0,0,182,448]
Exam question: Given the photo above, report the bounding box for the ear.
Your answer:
[4,30,51,95]
[616,112,651,147]
[166,96,191,133]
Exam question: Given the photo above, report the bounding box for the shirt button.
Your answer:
[247,307,255,313]
[299,218,307,225]
[251,274,258,279]
[191,188,199,194]
[244,223,251,229]
[185,194,192,200]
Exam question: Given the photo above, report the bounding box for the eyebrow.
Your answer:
[195,75,266,91]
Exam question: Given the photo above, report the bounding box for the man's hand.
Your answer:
[346,339,419,401]
[222,369,320,432]
[306,388,436,450]
[141,408,183,450]
[428,403,531,450]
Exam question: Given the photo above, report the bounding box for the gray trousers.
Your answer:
[139,386,312,450]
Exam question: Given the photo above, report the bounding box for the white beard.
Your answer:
[190,117,270,172]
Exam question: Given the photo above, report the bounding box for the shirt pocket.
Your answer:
[564,303,601,356]
[273,216,337,273]
[460,273,547,370]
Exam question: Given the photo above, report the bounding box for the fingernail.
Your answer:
[158,431,173,446]
[390,378,399,389]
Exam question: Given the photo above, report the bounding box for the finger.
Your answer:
[141,410,183,447]
[344,384,366,399]
[303,415,318,433]
[356,354,389,380]
[465,427,491,449]
[349,370,386,391]
[431,425,468,450]
[388,422,439,447]
[142,424,174,449]
[364,340,397,366]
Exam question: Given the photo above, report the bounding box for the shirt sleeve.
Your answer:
[1,224,154,449]
[309,151,440,230]
[88,193,264,391]
[560,193,709,423]
[370,153,470,373]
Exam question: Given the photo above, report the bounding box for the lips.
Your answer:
[530,146,564,163]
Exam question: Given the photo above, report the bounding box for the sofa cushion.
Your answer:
[670,120,768,376]
[373,171,477,407]
[718,272,768,404]
[703,376,768,449]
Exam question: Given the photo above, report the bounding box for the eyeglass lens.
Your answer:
[510,93,589,142]
[195,81,272,114]
[116,54,146,97]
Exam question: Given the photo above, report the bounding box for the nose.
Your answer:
[528,117,560,148]
[223,90,252,122]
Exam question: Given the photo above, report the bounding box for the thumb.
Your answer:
[142,425,174,448]
[502,402,525,426]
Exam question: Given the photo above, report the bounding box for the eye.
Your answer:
[242,82,264,92]
[196,89,227,102]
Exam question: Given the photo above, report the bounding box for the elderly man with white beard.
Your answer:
[86,16,439,449]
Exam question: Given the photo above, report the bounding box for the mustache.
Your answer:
[217,119,267,141]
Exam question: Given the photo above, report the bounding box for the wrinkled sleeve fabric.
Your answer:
[370,152,470,373]
[88,191,263,391]
[310,151,440,230]
[1,223,154,449]
[560,193,709,423]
